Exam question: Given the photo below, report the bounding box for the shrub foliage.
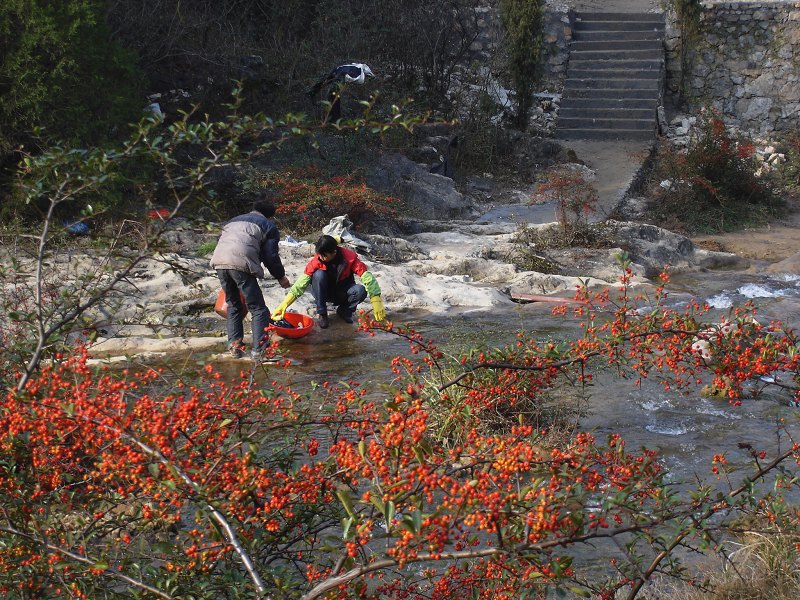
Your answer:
[253,166,401,235]
[3,262,800,598]
[3,81,800,600]
[648,111,783,232]
[0,0,143,156]
[499,0,545,129]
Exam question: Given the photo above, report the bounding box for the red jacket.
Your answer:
[289,246,380,298]
[303,247,367,281]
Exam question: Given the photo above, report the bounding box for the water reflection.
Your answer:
[157,285,800,583]
[210,303,569,386]
[202,295,799,491]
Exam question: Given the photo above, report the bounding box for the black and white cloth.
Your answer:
[307,63,375,98]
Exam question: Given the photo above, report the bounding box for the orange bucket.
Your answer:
[268,312,314,339]
[214,289,248,319]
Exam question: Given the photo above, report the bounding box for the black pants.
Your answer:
[217,269,271,352]
[311,270,366,317]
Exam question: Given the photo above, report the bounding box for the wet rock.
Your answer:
[610,221,746,277]
[365,153,475,220]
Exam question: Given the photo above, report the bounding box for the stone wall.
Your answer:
[666,1,800,134]
[453,1,571,132]
[465,1,572,90]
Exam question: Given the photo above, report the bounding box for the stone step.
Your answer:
[558,116,654,130]
[569,68,660,79]
[559,106,655,119]
[556,11,665,142]
[570,48,663,60]
[569,58,662,70]
[557,127,656,141]
[574,30,664,42]
[564,77,660,91]
[574,20,665,33]
[572,39,663,52]
[561,87,660,100]
[577,12,665,22]
[560,97,658,110]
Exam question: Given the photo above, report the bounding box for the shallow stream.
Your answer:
[210,266,800,489]
[195,265,800,587]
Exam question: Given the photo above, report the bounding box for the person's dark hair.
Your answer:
[253,200,276,218]
[315,234,339,255]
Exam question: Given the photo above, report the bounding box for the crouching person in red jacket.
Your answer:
[272,235,386,328]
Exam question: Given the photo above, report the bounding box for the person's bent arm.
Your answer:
[358,270,381,297]
[261,229,286,280]
[271,274,311,320]
[358,271,386,320]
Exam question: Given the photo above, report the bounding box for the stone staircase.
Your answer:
[557,12,665,141]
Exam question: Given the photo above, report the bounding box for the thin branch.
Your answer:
[299,548,501,600]
[113,429,269,596]
[437,354,598,392]
[626,444,799,599]
[0,525,173,599]
[301,518,688,600]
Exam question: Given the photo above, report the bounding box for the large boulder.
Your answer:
[766,252,800,275]
[366,153,475,221]
[610,221,747,276]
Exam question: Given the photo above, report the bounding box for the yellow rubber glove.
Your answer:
[271,293,297,320]
[370,296,386,321]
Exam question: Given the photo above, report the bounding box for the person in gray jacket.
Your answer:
[210,200,291,359]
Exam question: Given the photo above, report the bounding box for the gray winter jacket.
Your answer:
[209,211,286,279]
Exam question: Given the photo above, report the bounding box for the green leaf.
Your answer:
[369,494,384,515]
[336,489,355,518]
[384,501,395,528]
[526,571,544,579]
[342,516,354,540]
[401,514,418,534]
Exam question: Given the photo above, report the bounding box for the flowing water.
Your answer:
[588,270,800,480]
[209,269,800,487]
[190,266,800,586]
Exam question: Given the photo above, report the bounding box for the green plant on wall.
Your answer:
[500,0,545,129]
[667,0,703,104]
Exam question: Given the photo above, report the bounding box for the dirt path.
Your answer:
[558,140,653,219]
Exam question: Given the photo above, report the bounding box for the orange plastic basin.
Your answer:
[268,312,314,339]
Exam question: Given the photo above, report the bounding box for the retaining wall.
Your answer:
[666,1,800,134]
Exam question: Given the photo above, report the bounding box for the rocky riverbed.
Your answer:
[84,176,777,361]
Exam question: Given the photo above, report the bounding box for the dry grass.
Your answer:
[643,526,800,600]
